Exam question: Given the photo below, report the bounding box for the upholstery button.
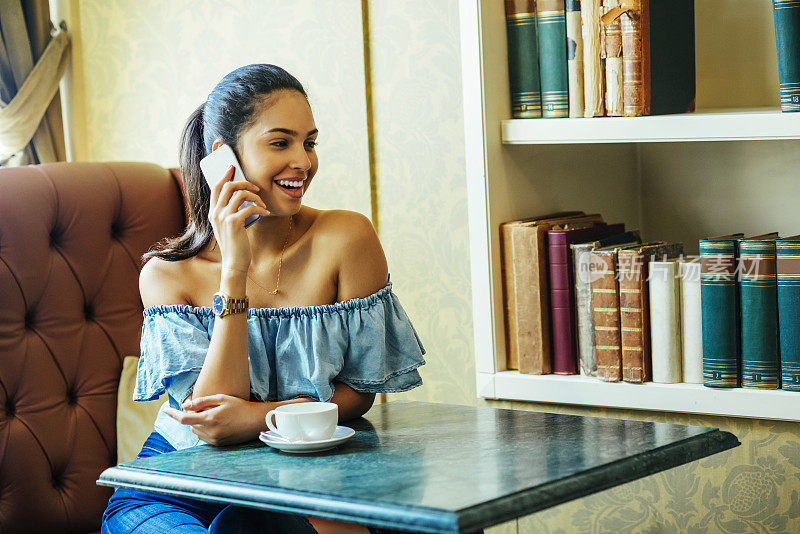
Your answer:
[51,471,63,489]
[84,304,94,320]
[110,221,121,239]
[66,390,77,405]
[49,227,62,248]
[5,401,14,417]
[23,312,33,329]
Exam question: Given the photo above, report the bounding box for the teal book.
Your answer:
[506,0,542,118]
[777,235,800,391]
[773,0,800,112]
[536,0,569,117]
[739,235,780,389]
[700,234,744,388]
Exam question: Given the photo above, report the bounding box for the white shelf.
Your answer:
[489,372,800,422]
[502,109,800,144]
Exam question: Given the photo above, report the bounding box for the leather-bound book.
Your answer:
[618,242,684,383]
[649,258,683,383]
[679,259,703,383]
[506,0,543,118]
[566,0,585,117]
[590,242,645,381]
[700,233,744,388]
[616,0,695,116]
[572,231,641,376]
[739,233,780,389]
[548,223,626,374]
[499,212,604,373]
[537,0,570,117]
[773,0,800,112]
[580,0,605,117]
[777,235,800,391]
[602,0,624,116]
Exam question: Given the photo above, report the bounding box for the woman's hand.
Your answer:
[209,165,271,273]
[163,394,263,446]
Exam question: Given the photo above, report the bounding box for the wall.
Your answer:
[62,0,800,532]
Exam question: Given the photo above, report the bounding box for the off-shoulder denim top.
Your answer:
[134,275,426,450]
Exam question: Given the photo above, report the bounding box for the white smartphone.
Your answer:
[199,143,261,228]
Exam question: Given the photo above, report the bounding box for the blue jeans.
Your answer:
[101,431,319,534]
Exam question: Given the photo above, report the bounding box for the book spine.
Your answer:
[618,249,651,382]
[580,0,605,116]
[591,250,622,381]
[740,240,780,389]
[621,0,644,117]
[649,261,682,383]
[647,0,695,115]
[566,0,585,117]
[573,243,597,376]
[777,239,800,391]
[506,0,543,118]
[602,0,624,116]
[700,239,740,387]
[499,223,520,370]
[549,232,578,373]
[679,260,703,383]
[538,0,570,117]
[773,0,800,112]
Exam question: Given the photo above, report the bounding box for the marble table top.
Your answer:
[98,400,739,533]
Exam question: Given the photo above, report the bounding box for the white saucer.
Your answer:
[259,425,355,453]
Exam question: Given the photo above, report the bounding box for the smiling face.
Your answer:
[236,90,319,216]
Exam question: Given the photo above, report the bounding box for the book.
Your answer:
[506,0,543,118]
[739,234,780,389]
[679,259,703,384]
[571,230,641,377]
[590,242,645,381]
[618,242,684,383]
[499,212,604,373]
[777,235,800,391]
[602,0,624,116]
[772,0,800,112]
[700,233,744,388]
[537,0,570,117]
[580,0,605,117]
[548,223,626,374]
[649,258,683,383]
[612,0,695,116]
[566,0,585,117]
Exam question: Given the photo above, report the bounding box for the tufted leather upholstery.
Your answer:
[0,162,185,533]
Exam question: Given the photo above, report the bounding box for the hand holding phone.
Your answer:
[199,144,262,228]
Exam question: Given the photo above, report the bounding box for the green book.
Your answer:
[772,0,800,112]
[739,235,780,389]
[777,235,800,391]
[506,0,542,118]
[700,234,744,388]
[536,0,569,118]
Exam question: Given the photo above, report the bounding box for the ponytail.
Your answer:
[142,103,214,262]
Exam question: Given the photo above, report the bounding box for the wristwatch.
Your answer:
[212,292,249,318]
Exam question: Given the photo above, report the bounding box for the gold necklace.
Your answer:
[247,215,293,295]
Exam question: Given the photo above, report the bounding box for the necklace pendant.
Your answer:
[272,289,279,294]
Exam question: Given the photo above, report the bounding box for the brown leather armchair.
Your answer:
[0,162,185,533]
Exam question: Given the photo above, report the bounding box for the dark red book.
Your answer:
[548,223,626,374]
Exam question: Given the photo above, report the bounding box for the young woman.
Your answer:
[101,64,426,534]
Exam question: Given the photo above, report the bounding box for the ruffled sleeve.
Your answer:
[133,307,210,406]
[334,287,426,394]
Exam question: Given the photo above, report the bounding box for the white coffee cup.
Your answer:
[265,402,338,442]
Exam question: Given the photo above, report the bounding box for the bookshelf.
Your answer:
[459,0,800,422]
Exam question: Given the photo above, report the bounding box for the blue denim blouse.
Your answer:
[133,276,426,450]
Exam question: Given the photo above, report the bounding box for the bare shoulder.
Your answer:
[139,256,192,308]
[315,209,389,301]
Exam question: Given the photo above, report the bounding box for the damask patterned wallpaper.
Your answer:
[71,0,800,531]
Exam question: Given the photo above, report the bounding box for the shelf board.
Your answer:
[501,109,800,144]
[491,371,800,422]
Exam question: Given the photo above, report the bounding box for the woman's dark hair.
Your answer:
[143,64,308,262]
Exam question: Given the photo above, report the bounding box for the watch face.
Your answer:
[212,293,225,315]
